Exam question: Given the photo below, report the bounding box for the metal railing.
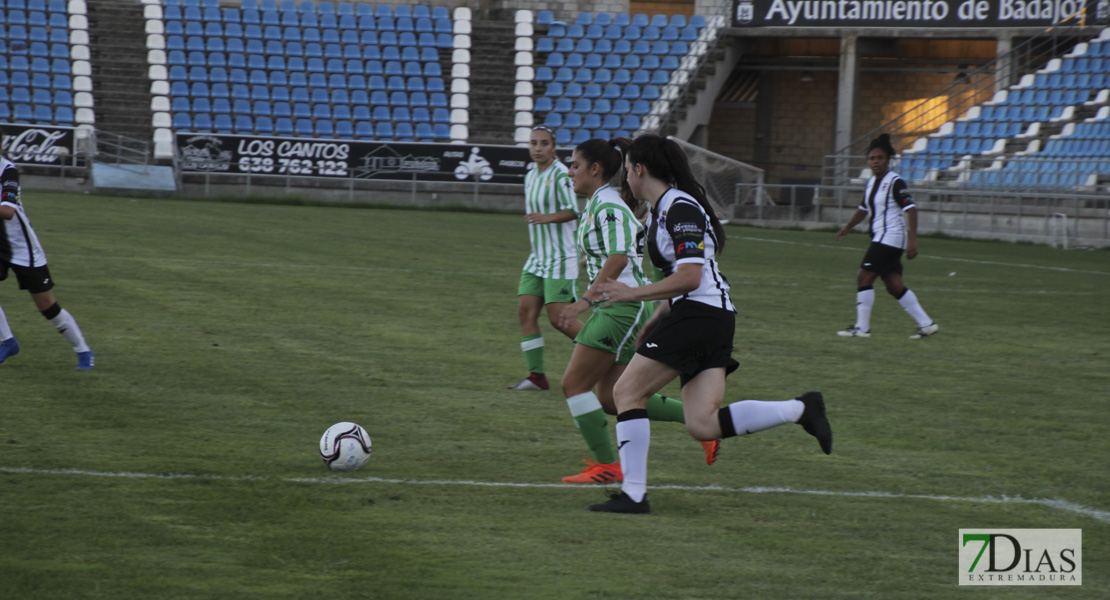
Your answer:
[94,129,151,166]
[825,13,1098,186]
[638,0,734,137]
[730,182,1110,247]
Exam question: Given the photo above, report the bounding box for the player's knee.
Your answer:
[685,414,719,441]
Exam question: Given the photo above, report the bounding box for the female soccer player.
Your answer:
[508,126,581,391]
[0,149,93,369]
[555,138,717,485]
[835,133,938,339]
[591,134,832,513]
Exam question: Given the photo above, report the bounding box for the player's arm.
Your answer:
[598,202,703,302]
[836,209,868,241]
[893,179,918,259]
[559,253,628,329]
[526,209,577,225]
[1,165,20,220]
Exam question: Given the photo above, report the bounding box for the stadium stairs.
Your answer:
[465,14,516,145]
[86,0,155,144]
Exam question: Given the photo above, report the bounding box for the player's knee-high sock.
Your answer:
[896,289,933,327]
[717,399,804,439]
[645,393,685,423]
[566,392,617,464]
[42,303,90,353]
[616,409,650,502]
[521,334,544,374]
[0,304,12,340]
[856,286,875,331]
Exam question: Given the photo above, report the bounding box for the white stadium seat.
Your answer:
[514,52,533,67]
[515,23,533,37]
[453,7,471,21]
[151,112,171,129]
[516,66,534,81]
[147,34,165,50]
[514,112,533,127]
[150,80,169,95]
[452,49,470,64]
[76,108,95,125]
[449,124,468,142]
[450,63,470,79]
[453,34,470,50]
[515,37,533,52]
[515,10,533,23]
[150,96,170,112]
[147,49,166,65]
[514,96,533,111]
[454,20,471,35]
[451,78,470,94]
[514,81,533,96]
[68,0,87,15]
[450,93,468,109]
[143,5,162,20]
[450,108,469,125]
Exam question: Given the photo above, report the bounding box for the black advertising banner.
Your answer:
[176,132,542,185]
[732,0,1109,27]
[0,123,76,165]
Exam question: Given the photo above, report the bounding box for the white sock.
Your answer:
[49,309,90,353]
[0,305,12,340]
[897,289,933,328]
[856,288,874,331]
[722,399,804,436]
[615,414,650,503]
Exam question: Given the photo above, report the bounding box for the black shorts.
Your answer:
[638,299,740,387]
[860,242,903,277]
[0,262,55,293]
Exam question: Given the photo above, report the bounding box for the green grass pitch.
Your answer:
[1,192,1107,599]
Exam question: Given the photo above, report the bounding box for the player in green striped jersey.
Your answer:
[555,139,718,484]
[508,127,582,391]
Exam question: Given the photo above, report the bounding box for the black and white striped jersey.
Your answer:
[0,157,47,267]
[859,171,915,249]
[646,188,734,312]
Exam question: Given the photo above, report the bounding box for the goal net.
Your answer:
[667,137,765,221]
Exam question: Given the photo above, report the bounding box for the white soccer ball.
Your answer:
[319,422,372,471]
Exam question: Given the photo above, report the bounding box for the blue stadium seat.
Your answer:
[555,129,571,145]
[272,101,292,117]
[564,83,583,98]
[293,118,313,136]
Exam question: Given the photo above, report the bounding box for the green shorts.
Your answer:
[575,300,653,365]
[518,271,578,305]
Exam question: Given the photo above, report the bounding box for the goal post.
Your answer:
[667,137,764,222]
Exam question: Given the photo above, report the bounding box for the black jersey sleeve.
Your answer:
[1,164,19,206]
[891,178,913,209]
[666,200,707,262]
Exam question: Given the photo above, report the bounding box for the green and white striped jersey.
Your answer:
[576,184,647,287]
[521,161,579,280]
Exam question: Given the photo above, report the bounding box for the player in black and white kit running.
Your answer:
[589,134,832,514]
[0,142,94,369]
[835,133,938,340]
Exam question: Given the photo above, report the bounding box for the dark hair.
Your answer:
[867,133,896,158]
[575,137,637,212]
[623,134,726,252]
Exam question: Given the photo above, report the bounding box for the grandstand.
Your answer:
[1,0,1108,245]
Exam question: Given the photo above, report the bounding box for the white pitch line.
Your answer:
[2,466,1107,524]
[733,235,1110,277]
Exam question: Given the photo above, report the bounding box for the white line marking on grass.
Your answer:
[732,235,1110,277]
[58,255,508,277]
[3,467,1108,524]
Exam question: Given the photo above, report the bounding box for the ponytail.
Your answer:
[627,134,726,252]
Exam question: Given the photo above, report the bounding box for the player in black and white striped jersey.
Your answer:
[590,134,832,514]
[836,133,938,340]
[0,139,94,369]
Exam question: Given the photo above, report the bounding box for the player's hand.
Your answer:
[835,228,849,241]
[906,240,918,259]
[559,301,587,330]
[595,279,634,304]
[526,212,548,225]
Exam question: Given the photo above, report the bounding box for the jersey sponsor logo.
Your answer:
[672,222,702,233]
[675,241,704,254]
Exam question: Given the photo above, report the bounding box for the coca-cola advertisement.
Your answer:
[1,123,76,165]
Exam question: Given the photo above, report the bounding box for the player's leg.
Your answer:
[839,249,880,337]
[30,289,93,369]
[682,371,832,454]
[509,271,548,390]
[560,342,623,483]
[542,276,582,340]
[0,302,19,364]
[588,353,679,513]
[883,271,938,338]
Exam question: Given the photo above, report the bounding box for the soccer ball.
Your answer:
[319,422,372,471]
